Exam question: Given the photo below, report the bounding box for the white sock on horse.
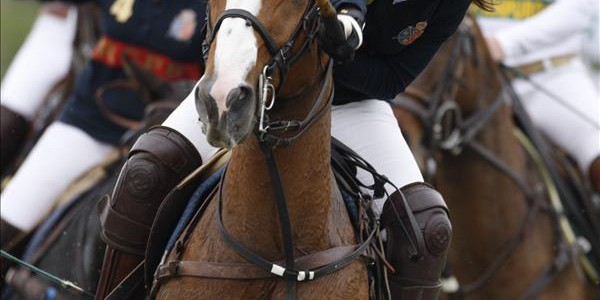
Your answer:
[1,122,113,231]
[0,5,78,120]
[331,99,424,217]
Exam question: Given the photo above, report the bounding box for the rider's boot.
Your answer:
[380,182,452,300]
[589,156,600,194]
[1,218,30,289]
[1,106,29,173]
[95,126,202,299]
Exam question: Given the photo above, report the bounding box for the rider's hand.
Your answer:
[318,6,364,64]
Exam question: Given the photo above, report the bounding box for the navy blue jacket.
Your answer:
[56,0,468,144]
[58,0,206,144]
[332,0,471,104]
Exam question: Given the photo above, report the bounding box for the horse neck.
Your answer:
[220,53,344,256]
[438,35,559,292]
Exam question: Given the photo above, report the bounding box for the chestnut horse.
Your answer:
[153,0,369,299]
[392,15,599,299]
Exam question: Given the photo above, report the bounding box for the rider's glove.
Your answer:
[318,6,365,64]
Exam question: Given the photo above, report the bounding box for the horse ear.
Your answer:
[120,54,173,102]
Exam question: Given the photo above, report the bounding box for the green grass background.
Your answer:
[1,0,40,79]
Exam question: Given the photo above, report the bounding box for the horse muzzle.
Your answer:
[196,82,257,149]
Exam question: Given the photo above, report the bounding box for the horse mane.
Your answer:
[472,0,494,12]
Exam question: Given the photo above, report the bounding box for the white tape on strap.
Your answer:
[270,264,286,277]
[441,276,460,293]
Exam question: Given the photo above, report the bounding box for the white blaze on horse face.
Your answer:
[210,0,262,114]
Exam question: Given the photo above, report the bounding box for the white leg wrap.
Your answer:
[0,5,78,120]
[332,100,424,217]
[512,58,600,172]
[1,122,113,232]
[162,87,219,162]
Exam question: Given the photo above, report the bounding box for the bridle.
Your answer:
[155,2,379,300]
[392,17,585,299]
[203,0,336,148]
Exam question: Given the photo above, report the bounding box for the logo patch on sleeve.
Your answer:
[110,0,136,23]
[168,9,198,42]
[394,21,427,45]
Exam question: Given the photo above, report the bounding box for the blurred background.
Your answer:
[1,0,40,78]
[0,1,599,85]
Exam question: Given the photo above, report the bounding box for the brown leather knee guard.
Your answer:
[380,182,452,300]
[95,126,201,299]
[1,106,29,173]
[98,126,202,255]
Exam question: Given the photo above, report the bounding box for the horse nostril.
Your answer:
[238,86,249,100]
[226,84,254,109]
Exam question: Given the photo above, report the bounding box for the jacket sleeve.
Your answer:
[493,0,595,59]
[333,0,470,101]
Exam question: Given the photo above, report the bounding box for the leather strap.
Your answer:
[156,245,358,280]
[513,54,575,76]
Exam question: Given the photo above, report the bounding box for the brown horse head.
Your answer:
[195,0,332,149]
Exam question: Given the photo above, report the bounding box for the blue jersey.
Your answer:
[332,0,471,104]
[59,0,207,145]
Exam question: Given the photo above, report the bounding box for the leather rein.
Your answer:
[155,3,378,300]
[392,19,577,299]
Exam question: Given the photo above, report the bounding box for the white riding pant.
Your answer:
[1,5,78,120]
[1,122,114,231]
[164,94,424,217]
[511,58,600,172]
[0,94,422,231]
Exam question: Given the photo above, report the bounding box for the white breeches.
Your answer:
[1,94,421,231]
[331,100,424,215]
[1,122,114,231]
[512,58,600,172]
[1,5,78,120]
[165,94,424,217]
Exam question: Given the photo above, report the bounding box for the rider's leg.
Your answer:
[1,122,113,280]
[1,107,29,172]
[95,92,218,299]
[331,99,451,299]
[0,3,77,173]
[513,58,600,193]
